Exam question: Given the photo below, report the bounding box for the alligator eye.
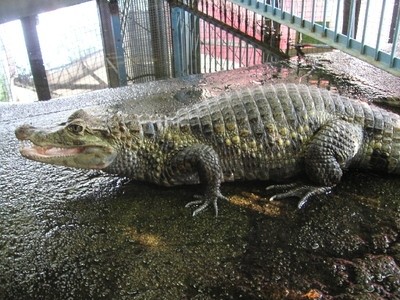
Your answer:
[68,123,84,134]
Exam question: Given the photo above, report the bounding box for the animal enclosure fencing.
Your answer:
[0,0,398,102]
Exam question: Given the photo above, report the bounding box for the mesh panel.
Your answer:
[198,17,279,73]
[119,0,173,83]
[37,1,106,98]
[0,1,105,102]
[170,0,288,76]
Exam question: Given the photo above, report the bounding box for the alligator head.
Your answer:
[15,109,119,170]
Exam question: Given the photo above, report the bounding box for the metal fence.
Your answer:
[1,0,397,102]
[118,0,290,78]
[119,0,173,83]
[0,1,105,102]
[230,0,400,76]
[170,0,290,76]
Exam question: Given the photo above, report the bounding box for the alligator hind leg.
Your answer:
[165,144,228,216]
[267,184,333,208]
[269,119,363,208]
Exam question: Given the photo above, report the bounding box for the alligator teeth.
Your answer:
[44,146,84,156]
[20,140,33,148]
[19,141,84,157]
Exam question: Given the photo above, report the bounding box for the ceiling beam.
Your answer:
[0,0,92,24]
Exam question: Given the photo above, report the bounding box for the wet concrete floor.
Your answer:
[1,53,400,299]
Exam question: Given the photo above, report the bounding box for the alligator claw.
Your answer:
[185,192,229,217]
[267,184,333,209]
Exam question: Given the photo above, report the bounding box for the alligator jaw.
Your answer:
[20,141,84,157]
[18,140,116,169]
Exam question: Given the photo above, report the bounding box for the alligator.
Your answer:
[15,83,400,216]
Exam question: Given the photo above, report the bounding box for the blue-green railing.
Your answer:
[230,0,399,76]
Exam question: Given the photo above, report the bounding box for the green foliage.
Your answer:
[0,73,9,102]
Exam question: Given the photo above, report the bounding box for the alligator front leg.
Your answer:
[269,119,363,208]
[164,144,228,216]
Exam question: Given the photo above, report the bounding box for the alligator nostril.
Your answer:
[15,125,36,140]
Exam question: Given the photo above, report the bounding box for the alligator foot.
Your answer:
[185,192,229,217]
[266,184,334,209]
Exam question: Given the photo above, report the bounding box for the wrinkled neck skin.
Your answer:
[103,144,143,179]
[102,115,171,184]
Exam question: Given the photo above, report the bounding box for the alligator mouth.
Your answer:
[19,140,87,159]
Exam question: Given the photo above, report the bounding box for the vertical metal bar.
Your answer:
[204,21,211,73]
[263,0,268,13]
[192,13,198,74]
[244,9,249,34]
[182,10,188,75]
[360,0,370,54]
[171,7,183,77]
[300,0,304,23]
[120,0,129,40]
[322,0,328,35]
[311,0,316,31]
[21,15,51,100]
[133,1,141,79]
[375,0,386,60]
[192,31,195,74]
[231,2,234,27]
[110,1,127,86]
[213,24,217,71]
[148,0,170,79]
[223,0,226,23]
[229,33,232,70]
[246,42,249,67]
[187,12,192,74]
[208,21,211,72]
[202,19,206,73]
[193,14,200,74]
[286,27,291,55]
[188,13,193,75]
[389,0,399,43]
[238,5,241,31]
[253,45,256,65]
[346,0,356,47]
[300,0,305,25]
[390,1,400,66]
[253,11,256,37]
[204,19,207,73]
[220,27,223,71]
[334,0,342,42]
[137,1,145,79]
[290,0,294,23]
[239,37,242,67]
[196,18,200,74]
[281,0,285,20]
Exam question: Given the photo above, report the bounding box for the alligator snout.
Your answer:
[15,124,36,140]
